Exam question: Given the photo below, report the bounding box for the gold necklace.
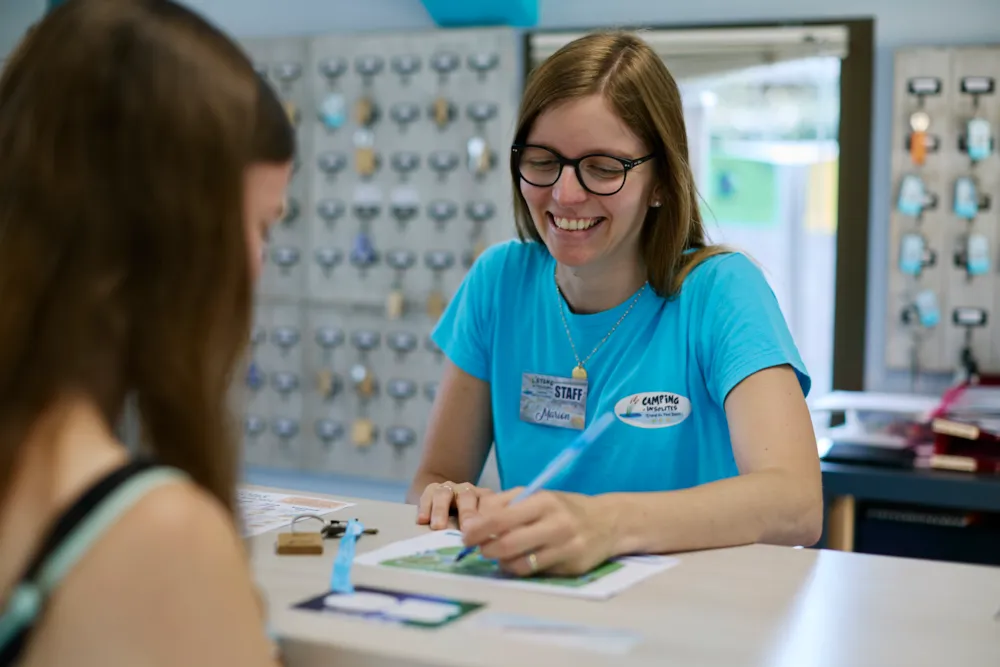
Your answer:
[554,269,647,380]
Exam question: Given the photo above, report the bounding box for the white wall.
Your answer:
[4,0,1000,393]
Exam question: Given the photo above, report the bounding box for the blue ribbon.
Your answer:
[330,519,364,594]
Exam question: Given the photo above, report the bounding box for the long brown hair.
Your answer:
[0,0,294,516]
[512,31,730,297]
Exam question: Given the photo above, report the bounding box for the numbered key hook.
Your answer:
[391,54,421,84]
[318,152,348,178]
[314,247,344,277]
[315,419,345,446]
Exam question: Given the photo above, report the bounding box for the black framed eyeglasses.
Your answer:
[511,143,655,196]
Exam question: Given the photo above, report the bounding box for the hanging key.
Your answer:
[954,309,986,384]
[391,151,420,181]
[954,177,980,221]
[316,369,343,402]
[354,96,378,127]
[271,326,300,357]
[386,426,417,457]
[250,325,267,348]
[901,289,941,329]
[318,57,347,86]
[960,76,995,104]
[390,102,420,133]
[353,129,378,178]
[385,249,416,320]
[315,327,345,363]
[466,101,498,126]
[390,186,420,230]
[350,416,377,449]
[429,150,458,182]
[424,381,439,402]
[352,184,382,226]
[429,97,456,130]
[908,110,931,166]
[314,247,344,278]
[245,415,267,440]
[427,199,458,231]
[283,101,301,127]
[349,232,378,279]
[896,175,934,219]
[386,378,417,411]
[466,137,494,179]
[466,200,495,240]
[898,233,934,277]
[281,198,300,226]
[425,335,442,361]
[349,363,378,408]
[954,233,991,280]
[319,92,347,132]
[424,250,454,320]
[315,419,345,448]
[391,54,421,85]
[354,54,384,86]
[467,51,499,82]
[272,62,302,94]
[270,246,301,276]
[271,371,300,402]
[317,152,347,180]
[962,117,993,163]
[246,361,266,392]
[386,330,418,363]
[429,50,460,84]
[271,417,300,447]
[351,330,380,364]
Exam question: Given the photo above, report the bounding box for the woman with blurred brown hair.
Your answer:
[0,1,294,665]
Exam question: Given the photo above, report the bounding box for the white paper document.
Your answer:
[237,488,354,537]
[354,530,679,600]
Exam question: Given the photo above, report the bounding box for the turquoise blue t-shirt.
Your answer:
[431,239,810,495]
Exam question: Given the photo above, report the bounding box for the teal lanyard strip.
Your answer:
[330,519,363,594]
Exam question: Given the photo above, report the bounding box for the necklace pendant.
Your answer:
[572,365,588,380]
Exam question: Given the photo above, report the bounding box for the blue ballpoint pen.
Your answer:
[453,411,616,563]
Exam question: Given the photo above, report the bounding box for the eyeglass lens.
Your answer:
[516,146,629,195]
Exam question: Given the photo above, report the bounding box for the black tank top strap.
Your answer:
[0,458,188,666]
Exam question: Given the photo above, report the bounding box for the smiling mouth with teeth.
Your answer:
[549,213,605,231]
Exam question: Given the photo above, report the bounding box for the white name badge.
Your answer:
[519,372,587,430]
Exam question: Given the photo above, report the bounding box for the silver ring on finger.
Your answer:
[439,483,456,494]
[526,552,538,574]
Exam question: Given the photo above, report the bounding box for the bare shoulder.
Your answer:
[36,477,279,667]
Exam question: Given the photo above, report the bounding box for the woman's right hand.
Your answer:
[416,481,494,530]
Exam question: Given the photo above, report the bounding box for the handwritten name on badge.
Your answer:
[520,372,588,431]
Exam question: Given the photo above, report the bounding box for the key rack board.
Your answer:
[240,27,521,483]
[886,46,1000,378]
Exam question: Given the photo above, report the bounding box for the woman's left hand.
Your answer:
[459,488,617,577]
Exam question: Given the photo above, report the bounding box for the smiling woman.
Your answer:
[407,30,823,579]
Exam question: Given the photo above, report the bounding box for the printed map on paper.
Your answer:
[354,530,678,600]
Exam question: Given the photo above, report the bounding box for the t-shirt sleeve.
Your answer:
[429,243,503,382]
[694,253,811,406]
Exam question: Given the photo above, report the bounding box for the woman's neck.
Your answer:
[0,396,127,600]
[555,255,647,314]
